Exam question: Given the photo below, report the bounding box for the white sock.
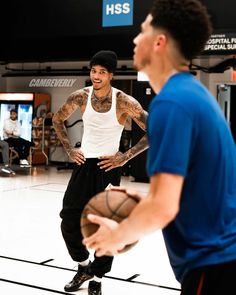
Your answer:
[93,276,102,283]
[79,258,90,267]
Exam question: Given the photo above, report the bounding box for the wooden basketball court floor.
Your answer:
[0,166,181,295]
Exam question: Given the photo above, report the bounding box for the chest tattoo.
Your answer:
[91,94,112,113]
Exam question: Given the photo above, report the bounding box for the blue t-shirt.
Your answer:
[147,72,236,283]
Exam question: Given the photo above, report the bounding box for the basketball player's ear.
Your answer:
[109,72,114,81]
[154,34,167,51]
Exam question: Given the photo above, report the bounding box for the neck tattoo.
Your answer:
[93,87,112,101]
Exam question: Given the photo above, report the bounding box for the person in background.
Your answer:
[0,139,15,175]
[3,109,31,167]
[53,50,148,295]
[84,1,236,295]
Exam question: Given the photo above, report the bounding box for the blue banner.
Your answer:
[102,0,133,27]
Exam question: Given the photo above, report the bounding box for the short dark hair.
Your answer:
[90,50,117,73]
[10,109,17,114]
[150,0,212,60]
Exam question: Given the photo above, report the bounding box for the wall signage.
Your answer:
[204,33,236,54]
[29,79,77,88]
[102,0,133,27]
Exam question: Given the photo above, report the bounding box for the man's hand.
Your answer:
[68,148,86,165]
[83,214,126,256]
[98,151,127,171]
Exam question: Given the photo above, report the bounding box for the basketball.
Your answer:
[81,190,139,253]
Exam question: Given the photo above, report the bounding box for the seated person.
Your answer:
[3,109,32,167]
[0,139,15,175]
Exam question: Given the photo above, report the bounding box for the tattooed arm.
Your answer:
[98,92,149,171]
[52,88,88,164]
[121,95,148,160]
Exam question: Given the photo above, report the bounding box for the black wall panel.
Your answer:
[0,0,235,62]
[130,81,154,182]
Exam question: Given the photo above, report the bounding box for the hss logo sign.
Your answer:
[102,0,133,27]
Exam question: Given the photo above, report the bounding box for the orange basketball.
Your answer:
[81,190,139,253]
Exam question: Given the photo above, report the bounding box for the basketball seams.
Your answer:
[81,192,132,230]
[85,202,105,216]
[105,191,137,220]
[80,200,105,230]
[106,191,127,220]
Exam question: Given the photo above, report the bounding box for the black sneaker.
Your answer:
[88,280,102,295]
[64,262,93,292]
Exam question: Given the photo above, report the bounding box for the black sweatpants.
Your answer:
[60,158,121,278]
[5,137,31,160]
[181,259,236,295]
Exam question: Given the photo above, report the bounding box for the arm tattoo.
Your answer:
[125,134,149,161]
[52,89,88,153]
[117,92,149,162]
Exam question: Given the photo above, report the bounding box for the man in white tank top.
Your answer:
[53,50,148,295]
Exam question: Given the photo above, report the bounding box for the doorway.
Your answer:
[217,84,236,143]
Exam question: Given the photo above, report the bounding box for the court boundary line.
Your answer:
[0,278,73,294]
[0,255,181,291]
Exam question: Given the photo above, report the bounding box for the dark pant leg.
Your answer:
[17,137,31,159]
[5,137,30,159]
[90,255,114,278]
[0,140,9,164]
[61,216,90,262]
[60,159,121,277]
[90,161,121,277]
[181,259,236,295]
[181,267,205,295]
[60,163,92,262]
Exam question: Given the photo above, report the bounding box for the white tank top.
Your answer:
[81,86,124,158]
